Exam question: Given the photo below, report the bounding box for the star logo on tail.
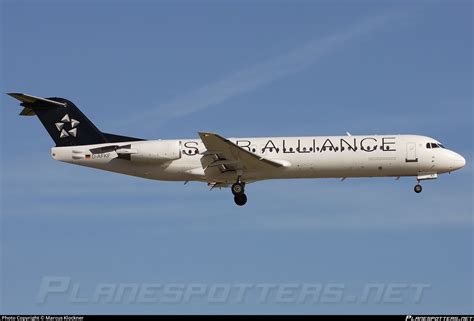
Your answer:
[55,114,80,138]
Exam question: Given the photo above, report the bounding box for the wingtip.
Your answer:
[198,131,216,137]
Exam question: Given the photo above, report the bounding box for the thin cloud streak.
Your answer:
[122,13,401,128]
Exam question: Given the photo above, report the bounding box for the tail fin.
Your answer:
[7,93,143,146]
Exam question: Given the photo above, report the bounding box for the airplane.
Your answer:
[7,93,466,206]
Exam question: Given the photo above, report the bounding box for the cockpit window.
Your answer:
[426,142,447,149]
[427,142,445,149]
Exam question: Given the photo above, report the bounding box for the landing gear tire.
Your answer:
[234,193,247,206]
[231,182,245,195]
[414,184,422,193]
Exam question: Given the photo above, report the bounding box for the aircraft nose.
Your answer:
[452,153,466,170]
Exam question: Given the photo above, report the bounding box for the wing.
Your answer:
[198,132,284,182]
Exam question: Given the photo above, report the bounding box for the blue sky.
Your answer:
[1,0,472,314]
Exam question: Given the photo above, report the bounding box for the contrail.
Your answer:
[122,13,400,128]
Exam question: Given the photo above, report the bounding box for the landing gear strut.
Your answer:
[231,179,247,206]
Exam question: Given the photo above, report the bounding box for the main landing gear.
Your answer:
[231,181,247,206]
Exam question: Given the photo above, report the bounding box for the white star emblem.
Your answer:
[56,114,80,138]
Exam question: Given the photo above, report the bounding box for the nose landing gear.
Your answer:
[414,184,422,193]
[231,180,247,206]
[413,174,438,194]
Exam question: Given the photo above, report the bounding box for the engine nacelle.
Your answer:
[127,140,181,163]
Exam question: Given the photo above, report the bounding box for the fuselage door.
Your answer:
[405,142,418,163]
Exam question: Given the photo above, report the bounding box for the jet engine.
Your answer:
[116,140,181,163]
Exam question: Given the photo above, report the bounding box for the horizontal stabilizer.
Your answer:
[8,93,67,107]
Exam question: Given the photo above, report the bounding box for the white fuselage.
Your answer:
[51,134,466,185]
